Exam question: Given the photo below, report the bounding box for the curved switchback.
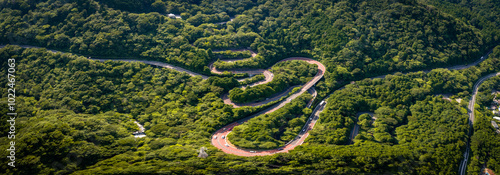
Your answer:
[0,44,495,160]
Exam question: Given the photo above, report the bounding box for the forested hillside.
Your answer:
[1,0,500,174]
[228,93,313,149]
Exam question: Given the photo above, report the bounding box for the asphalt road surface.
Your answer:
[1,44,328,156]
[211,57,326,156]
[459,71,500,175]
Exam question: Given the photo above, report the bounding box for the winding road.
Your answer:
[349,112,375,144]
[1,44,497,168]
[459,71,500,175]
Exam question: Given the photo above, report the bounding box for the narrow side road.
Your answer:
[459,72,500,175]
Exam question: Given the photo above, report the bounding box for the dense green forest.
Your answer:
[468,76,500,173]
[212,56,263,70]
[228,60,317,103]
[1,0,500,174]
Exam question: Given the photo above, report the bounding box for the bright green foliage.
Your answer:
[422,0,500,46]
[0,46,237,174]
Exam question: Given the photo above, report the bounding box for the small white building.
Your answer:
[168,13,176,18]
[492,120,499,129]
